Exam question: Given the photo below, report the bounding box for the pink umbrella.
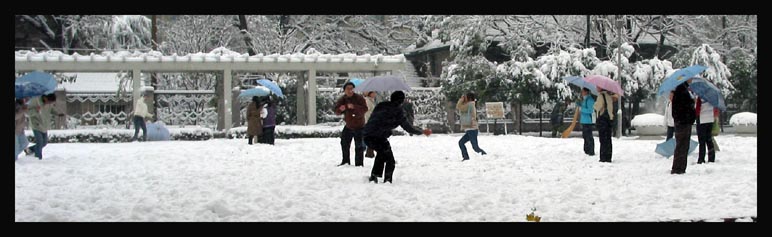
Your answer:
[584,75,624,96]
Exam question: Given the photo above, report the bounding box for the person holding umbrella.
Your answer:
[246,96,265,145]
[334,81,368,167]
[579,88,596,156]
[593,87,618,163]
[25,93,57,159]
[671,82,696,174]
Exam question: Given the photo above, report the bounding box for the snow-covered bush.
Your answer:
[630,113,666,135]
[730,112,757,134]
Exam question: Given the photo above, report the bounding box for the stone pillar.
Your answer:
[224,69,232,131]
[307,69,317,125]
[132,69,141,116]
[296,71,307,125]
[232,87,240,127]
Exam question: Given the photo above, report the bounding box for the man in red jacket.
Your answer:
[334,82,368,167]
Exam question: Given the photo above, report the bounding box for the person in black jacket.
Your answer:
[671,82,696,174]
[363,91,425,183]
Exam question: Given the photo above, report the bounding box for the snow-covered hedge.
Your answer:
[227,124,406,139]
[24,127,214,143]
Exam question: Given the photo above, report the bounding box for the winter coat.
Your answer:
[334,93,367,130]
[672,83,696,126]
[363,101,423,139]
[364,96,375,123]
[456,98,479,130]
[580,95,596,125]
[664,100,675,127]
[247,101,263,136]
[133,98,153,118]
[697,98,716,124]
[27,97,53,132]
[593,92,616,121]
[263,102,277,128]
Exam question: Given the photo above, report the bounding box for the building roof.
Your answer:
[59,72,140,93]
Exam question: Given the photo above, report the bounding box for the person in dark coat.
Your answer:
[260,96,277,145]
[364,91,425,183]
[671,82,696,174]
[246,96,264,145]
[403,97,415,136]
[334,82,368,166]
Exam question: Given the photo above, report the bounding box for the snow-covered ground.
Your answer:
[15,133,756,222]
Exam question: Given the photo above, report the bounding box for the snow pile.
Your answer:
[729,112,757,126]
[631,113,665,127]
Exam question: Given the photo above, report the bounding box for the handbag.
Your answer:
[712,116,720,136]
[459,103,473,126]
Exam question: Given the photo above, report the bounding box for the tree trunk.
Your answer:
[585,15,591,48]
[654,15,665,59]
[238,15,257,56]
[151,15,159,118]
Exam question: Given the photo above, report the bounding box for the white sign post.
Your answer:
[485,102,506,135]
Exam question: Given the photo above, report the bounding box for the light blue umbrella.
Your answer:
[256,79,284,98]
[353,75,411,92]
[348,78,365,87]
[657,65,707,96]
[15,71,57,99]
[238,86,271,98]
[655,138,698,158]
[146,121,171,141]
[689,78,727,112]
[562,76,598,95]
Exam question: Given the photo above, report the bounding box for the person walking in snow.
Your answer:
[25,93,56,159]
[131,93,154,142]
[15,98,29,160]
[334,82,368,167]
[364,91,428,183]
[579,88,596,156]
[246,96,264,145]
[456,92,487,161]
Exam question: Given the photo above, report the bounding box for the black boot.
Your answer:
[369,175,378,183]
[337,162,350,166]
[383,177,392,183]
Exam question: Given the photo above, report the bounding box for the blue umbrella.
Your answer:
[657,65,707,96]
[348,78,365,87]
[15,71,57,99]
[146,121,171,141]
[256,79,284,98]
[689,78,727,112]
[655,138,698,158]
[238,86,271,98]
[562,76,598,95]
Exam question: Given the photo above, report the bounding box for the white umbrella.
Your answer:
[353,75,412,92]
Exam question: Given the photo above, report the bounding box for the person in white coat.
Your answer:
[664,91,675,141]
[695,96,717,164]
[131,93,154,142]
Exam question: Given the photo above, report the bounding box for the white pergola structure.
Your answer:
[15,51,407,131]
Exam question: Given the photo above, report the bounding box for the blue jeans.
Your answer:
[29,130,48,159]
[132,115,147,141]
[459,129,486,160]
[15,133,29,160]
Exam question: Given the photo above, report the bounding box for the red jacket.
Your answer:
[334,93,368,129]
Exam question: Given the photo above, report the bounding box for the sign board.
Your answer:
[485,102,505,119]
